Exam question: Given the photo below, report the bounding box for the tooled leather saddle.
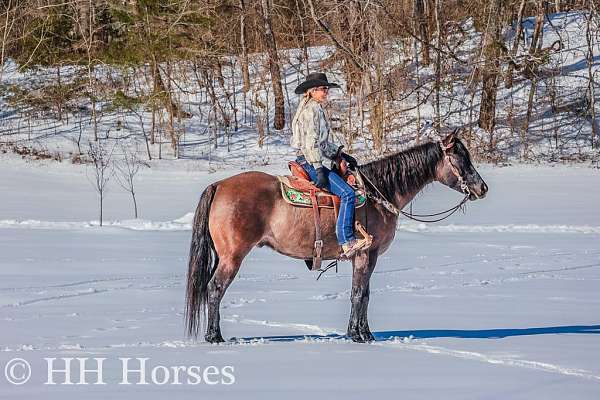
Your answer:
[278,162,367,210]
[276,161,368,271]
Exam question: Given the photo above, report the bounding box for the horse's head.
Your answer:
[436,132,488,200]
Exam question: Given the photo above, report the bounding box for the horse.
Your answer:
[185,132,488,343]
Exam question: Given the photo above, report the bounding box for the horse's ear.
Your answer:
[442,132,456,150]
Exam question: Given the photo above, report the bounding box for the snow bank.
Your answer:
[2,214,599,234]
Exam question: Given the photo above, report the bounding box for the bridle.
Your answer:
[441,140,471,197]
[360,141,470,223]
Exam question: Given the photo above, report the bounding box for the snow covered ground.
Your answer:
[1,156,599,399]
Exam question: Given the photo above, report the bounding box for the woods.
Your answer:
[0,0,599,163]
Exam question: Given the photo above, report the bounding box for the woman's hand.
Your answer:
[341,153,358,170]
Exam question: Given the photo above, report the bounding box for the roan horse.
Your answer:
[185,132,488,343]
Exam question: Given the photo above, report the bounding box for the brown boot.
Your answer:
[341,237,371,258]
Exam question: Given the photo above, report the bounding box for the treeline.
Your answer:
[1,0,599,162]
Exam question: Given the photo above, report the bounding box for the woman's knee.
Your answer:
[340,186,355,201]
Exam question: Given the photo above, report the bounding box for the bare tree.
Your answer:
[73,0,100,141]
[433,0,442,130]
[259,0,286,130]
[239,0,251,93]
[478,0,503,135]
[585,1,598,148]
[521,1,546,159]
[115,144,148,219]
[295,0,310,75]
[87,141,114,226]
[505,0,527,89]
[414,0,430,65]
[0,0,17,83]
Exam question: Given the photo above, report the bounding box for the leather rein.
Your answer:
[359,141,470,224]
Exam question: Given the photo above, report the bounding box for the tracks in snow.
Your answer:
[380,341,600,381]
[0,274,182,308]
[3,333,598,382]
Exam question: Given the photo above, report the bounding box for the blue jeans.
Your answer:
[296,156,356,245]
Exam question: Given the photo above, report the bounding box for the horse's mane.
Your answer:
[358,141,443,201]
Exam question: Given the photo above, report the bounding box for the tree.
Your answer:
[259,0,285,130]
[239,0,251,93]
[505,0,527,89]
[585,0,598,148]
[478,0,504,134]
[115,144,148,219]
[87,141,113,226]
[414,0,431,66]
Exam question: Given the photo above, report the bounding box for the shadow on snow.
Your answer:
[231,324,600,343]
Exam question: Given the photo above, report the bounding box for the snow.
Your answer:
[1,11,599,165]
[1,8,600,398]
[1,155,599,399]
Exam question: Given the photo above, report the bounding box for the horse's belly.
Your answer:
[263,202,341,260]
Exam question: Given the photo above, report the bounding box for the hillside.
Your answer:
[0,10,599,168]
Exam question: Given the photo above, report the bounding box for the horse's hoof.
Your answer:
[205,333,225,343]
[348,330,366,343]
[360,330,375,342]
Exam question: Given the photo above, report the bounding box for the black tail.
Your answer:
[185,184,219,338]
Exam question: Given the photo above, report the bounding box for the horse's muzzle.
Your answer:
[469,182,488,200]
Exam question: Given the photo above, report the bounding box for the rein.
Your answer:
[359,142,471,224]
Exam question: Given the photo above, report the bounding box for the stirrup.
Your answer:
[340,222,373,258]
[340,238,370,258]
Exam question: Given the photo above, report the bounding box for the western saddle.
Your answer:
[277,161,372,270]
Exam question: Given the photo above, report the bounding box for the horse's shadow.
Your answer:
[232,324,600,343]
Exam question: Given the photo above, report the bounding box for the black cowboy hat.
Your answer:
[294,72,341,94]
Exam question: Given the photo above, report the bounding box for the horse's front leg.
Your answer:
[347,250,378,342]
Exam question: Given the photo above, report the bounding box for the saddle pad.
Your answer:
[277,176,366,209]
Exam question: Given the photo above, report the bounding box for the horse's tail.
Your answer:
[185,184,219,338]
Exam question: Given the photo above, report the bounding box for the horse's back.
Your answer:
[210,170,279,214]
[216,170,278,195]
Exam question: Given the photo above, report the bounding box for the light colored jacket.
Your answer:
[291,97,340,168]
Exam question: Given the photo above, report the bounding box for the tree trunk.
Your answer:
[478,0,503,133]
[1,0,17,83]
[259,0,285,130]
[414,0,430,65]
[132,191,138,219]
[586,3,598,148]
[239,0,251,93]
[433,0,442,130]
[505,0,527,88]
[295,0,310,75]
[99,192,103,227]
[76,0,91,39]
[371,83,385,153]
[521,2,545,157]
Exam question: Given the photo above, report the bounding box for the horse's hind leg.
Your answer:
[347,250,378,343]
[205,257,243,343]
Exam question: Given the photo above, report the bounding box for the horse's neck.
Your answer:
[393,177,435,210]
[389,143,442,209]
[360,141,442,212]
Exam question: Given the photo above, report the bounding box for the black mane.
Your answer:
[358,141,443,201]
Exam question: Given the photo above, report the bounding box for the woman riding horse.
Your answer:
[185,74,489,343]
[291,72,369,258]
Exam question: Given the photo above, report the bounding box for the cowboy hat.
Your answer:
[294,72,341,94]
